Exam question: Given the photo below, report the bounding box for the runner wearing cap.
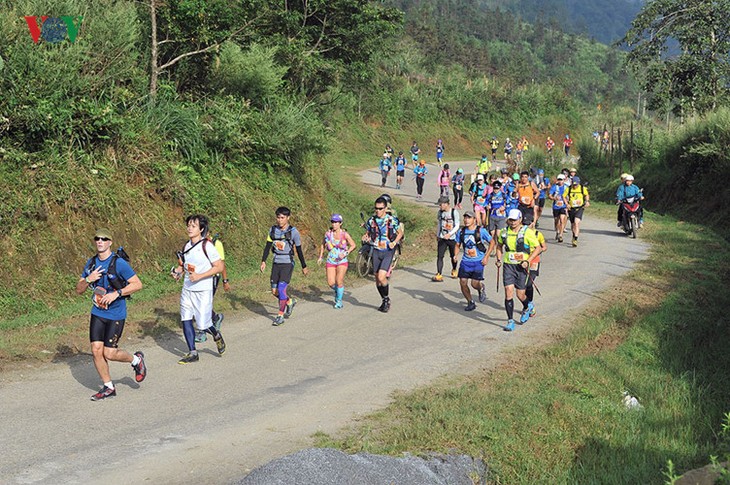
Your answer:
[549,174,569,242]
[413,159,428,199]
[455,210,494,311]
[516,171,539,227]
[470,174,489,227]
[438,163,452,200]
[495,209,542,331]
[318,214,357,308]
[394,151,407,189]
[486,180,508,239]
[433,196,460,281]
[533,168,550,227]
[565,175,590,246]
[476,154,491,177]
[362,196,404,312]
[452,168,465,209]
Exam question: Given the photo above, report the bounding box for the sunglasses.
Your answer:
[331,220,341,223]
[374,206,386,210]
[94,237,111,242]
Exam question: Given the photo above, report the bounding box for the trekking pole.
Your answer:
[525,267,542,296]
[496,264,500,292]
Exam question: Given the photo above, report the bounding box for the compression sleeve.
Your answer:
[262,241,273,262]
[295,245,307,269]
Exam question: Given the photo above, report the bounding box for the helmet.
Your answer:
[380,193,392,205]
[625,175,634,181]
[620,172,629,180]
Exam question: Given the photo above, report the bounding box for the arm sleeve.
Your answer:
[295,245,307,268]
[261,242,273,262]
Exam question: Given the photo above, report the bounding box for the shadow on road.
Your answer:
[52,345,143,391]
[580,228,627,238]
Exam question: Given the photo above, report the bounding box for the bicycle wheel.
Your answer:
[356,250,371,278]
[390,245,402,271]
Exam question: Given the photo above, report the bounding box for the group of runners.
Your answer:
[76,136,641,401]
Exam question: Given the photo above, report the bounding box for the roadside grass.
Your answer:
[314,208,730,483]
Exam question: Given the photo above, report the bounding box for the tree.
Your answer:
[621,0,730,116]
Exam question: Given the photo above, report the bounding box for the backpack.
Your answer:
[177,238,213,266]
[367,216,397,242]
[460,226,487,253]
[439,208,456,235]
[85,247,131,297]
[567,184,587,209]
[269,225,296,257]
[499,225,530,255]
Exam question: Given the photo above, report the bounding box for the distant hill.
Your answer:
[485,0,643,45]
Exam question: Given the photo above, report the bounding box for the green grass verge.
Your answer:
[314,208,730,483]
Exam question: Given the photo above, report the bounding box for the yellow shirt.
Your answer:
[498,226,540,265]
[566,184,589,208]
[214,240,225,261]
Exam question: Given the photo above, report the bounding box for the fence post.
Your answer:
[610,125,615,178]
[617,127,623,176]
[630,122,634,172]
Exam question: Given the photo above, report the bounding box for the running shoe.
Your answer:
[503,319,515,332]
[90,385,116,401]
[334,300,343,309]
[558,236,563,243]
[178,352,199,364]
[617,222,622,227]
[520,303,533,324]
[451,269,458,279]
[214,333,226,355]
[432,273,443,282]
[465,301,477,311]
[478,282,486,303]
[284,298,297,318]
[572,237,578,247]
[132,351,147,383]
[529,305,536,317]
[272,315,285,326]
[383,297,391,313]
[194,330,207,343]
[214,313,224,331]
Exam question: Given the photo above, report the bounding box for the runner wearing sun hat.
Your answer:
[549,174,569,242]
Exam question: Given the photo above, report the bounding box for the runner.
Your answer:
[549,174,569,242]
[195,232,230,343]
[469,174,489,227]
[533,168,550,228]
[476,154,491,177]
[438,163,451,200]
[171,215,226,363]
[413,158,428,199]
[436,139,445,167]
[394,151,407,189]
[506,173,520,212]
[525,228,548,318]
[504,138,514,170]
[379,152,393,188]
[410,140,420,164]
[362,196,404,312]
[317,214,357,308]
[515,139,524,168]
[260,207,309,326]
[490,137,499,162]
[545,136,555,162]
[452,168,465,209]
[486,180,508,241]
[454,210,494,311]
[433,196,460,281]
[565,176,590,247]
[563,134,573,157]
[384,143,394,159]
[77,228,145,400]
[616,174,644,227]
[515,170,539,227]
[495,209,543,332]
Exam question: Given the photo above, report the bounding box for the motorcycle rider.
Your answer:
[616,174,644,228]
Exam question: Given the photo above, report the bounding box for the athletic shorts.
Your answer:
[270,262,294,287]
[568,207,585,223]
[180,287,214,330]
[325,262,349,269]
[491,148,497,154]
[553,207,567,218]
[396,170,405,177]
[537,198,546,208]
[458,259,485,281]
[89,314,126,348]
[518,205,534,225]
[372,249,394,273]
[503,263,528,290]
[529,261,540,274]
[473,204,486,214]
[488,216,507,232]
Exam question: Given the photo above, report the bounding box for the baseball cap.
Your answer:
[457,168,463,173]
[331,213,343,222]
[507,209,522,220]
[512,173,519,180]
[572,176,581,184]
[437,196,450,204]
[463,210,475,218]
[570,167,577,172]
[94,228,113,240]
[557,174,566,180]
[625,175,634,181]
[500,168,508,174]
[477,174,485,181]
[538,169,544,174]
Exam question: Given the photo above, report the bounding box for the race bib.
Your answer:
[383,166,390,172]
[508,252,525,263]
[186,263,196,273]
[477,196,485,204]
[521,196,532,205]
[92,287,107,309]
[572,199,583,207]
[466,248,477,258]
[444,222,453,231]
[455,184,462,190]
[530,262,539,271]
[274,241,286,251]
[378,240,388,250]
[497,207,506,216]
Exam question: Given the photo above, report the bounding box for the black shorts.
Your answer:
[503,263,528,290]
[90,314,126,348]
[491,148,497,154]
[372,249,394,274]
[553,207,567,218]
[396,170,405,177]
[518,204,534,225]
[537,198,546,208]
[270,263,294,287]
[568,207,585,223]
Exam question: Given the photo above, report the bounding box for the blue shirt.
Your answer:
[82,254,136,321]
[413,165,428,178]
[616,183,642,200]
[487,189,507,218]
[366,214,401,252]
[550,184,568,209]
[395,156,406,172]
[457,227,492,262]
[379,158,392,172]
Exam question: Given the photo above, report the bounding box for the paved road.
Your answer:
[0,160,648,484]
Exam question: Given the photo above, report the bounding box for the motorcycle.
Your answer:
[620,196,641,239]
[356,212,401,277]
